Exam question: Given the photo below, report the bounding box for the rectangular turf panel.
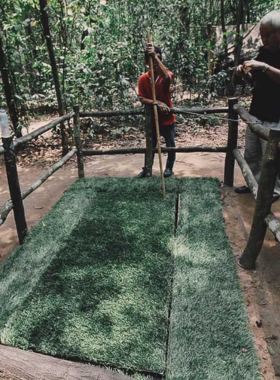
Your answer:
[166,178,260,380]
[0,178,177,373]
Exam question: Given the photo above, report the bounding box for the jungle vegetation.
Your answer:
[0,0,279,136]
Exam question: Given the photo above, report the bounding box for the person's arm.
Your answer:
[139,96,170,114]
[146,43,171,85]
[243,60,280,84]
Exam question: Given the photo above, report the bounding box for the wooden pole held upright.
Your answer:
[1,111,27,244]
[144,105,153,177]
[147,30,166,199]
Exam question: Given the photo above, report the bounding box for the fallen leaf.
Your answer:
[267,346,275,355]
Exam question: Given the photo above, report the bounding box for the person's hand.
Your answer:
[157,101,170,114]
[146,43,156,59]
[236,64,244,76]
[243,60,265,72]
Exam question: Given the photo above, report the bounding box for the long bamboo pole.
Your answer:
[147,31,166,199]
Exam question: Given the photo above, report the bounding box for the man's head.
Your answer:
[260,10,280,51]
[145,46,162,63]
[145,46,162,73]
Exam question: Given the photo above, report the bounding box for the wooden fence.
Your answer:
[0,98,279,269]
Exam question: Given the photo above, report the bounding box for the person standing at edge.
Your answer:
[136,43,176,178]
[235,10,280,203]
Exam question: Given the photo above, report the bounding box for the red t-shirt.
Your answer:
[138,70,175,126]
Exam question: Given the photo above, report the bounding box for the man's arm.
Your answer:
[243,60,280,84]
[146,43,171,85]
[139,96,170,114]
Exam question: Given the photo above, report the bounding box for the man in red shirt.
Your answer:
[136,43,176,178]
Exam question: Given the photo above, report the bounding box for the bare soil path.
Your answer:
[0,115,280,379]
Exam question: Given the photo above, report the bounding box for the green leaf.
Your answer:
[268,346,275,355]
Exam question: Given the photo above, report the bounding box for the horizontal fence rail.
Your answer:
[80,109,144,118]
[233,148,258,199]
[172,106,229,115]
[0,107,230,156]
[265,214,280,242]
[233,104,270,141]
[0,148,77,226]
[82,146,228,156]
[0,113,74,155]
[79,106,229,119]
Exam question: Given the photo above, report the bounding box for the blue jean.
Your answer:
[145,124,176,169]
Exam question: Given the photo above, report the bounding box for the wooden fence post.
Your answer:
[73,106,85,178]
[224,98,238,186]
[239,128,280,269]
[1,115,27,244]
[144,105,153,177]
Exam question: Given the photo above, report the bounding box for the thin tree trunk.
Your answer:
[231,0,244,95]
[26,22,39,94]
[57,0,68,99]
[221,0,228,56]
[179,6,191,37]
[39,0,68,155]
[234,0,244,66]
[0,35,21,137]
[245,0,250,23]
[207,23,214,76]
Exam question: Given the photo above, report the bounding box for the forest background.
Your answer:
[0,0,280,139]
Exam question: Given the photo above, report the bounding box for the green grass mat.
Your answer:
[0,177,260,379]
[166,179,260,380]
[0,178,178,373]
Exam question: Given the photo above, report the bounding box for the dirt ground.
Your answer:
[0,115,280,379]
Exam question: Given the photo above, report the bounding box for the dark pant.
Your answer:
[145,124,176,169]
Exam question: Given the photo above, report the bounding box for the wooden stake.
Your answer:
[73,106,85,178]
[2,132,27,244]
[147,31,166,199]
[224,97,238,186]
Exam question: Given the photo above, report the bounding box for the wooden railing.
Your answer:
[1,99,279,270]
[232,103,280,269]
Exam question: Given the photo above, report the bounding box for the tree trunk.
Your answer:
[234,0,244,67]
[39,0,68,155]
[179,6,191,37]
[57,0,68,99]
[0,36,21,137]
[231,0,244,95]
[245,0,250,23]
[207,23,214,76]
[221,0,228,56]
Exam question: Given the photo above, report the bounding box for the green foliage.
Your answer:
[0,0,276,116]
